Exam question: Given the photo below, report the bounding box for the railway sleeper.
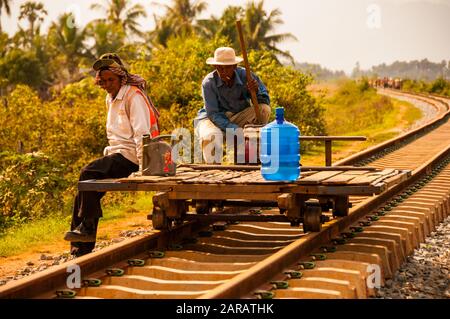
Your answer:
[274,286,343,299]
[285,277,357,298]
[126,265,242,281]
[77,285,208,299]
[390,209,432,235]
[211,229,302,241]
[334,244,392,279]
[354,231,406,261]
[378,215,425,243]
[145,257,256,271]
[196,235,295,248]
[182,242,284,255]
[395,205,440,229]
[297,268,367,298]
[162,250,267,263]
[371,220,420,249]
[100,275,224,291]
[364,225,414,255]
[346,237,402,272]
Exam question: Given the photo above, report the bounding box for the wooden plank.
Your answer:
[347,169,396,185]
[180,164,377,172]
[288,184,384,195]
[370,170,400,186]
[374,170,411,188]
[170,184,288,194]
[118,172,203,183]
[299,136,367,141]
[167,191,281,201]
[298,171,344,184]
[321,170,372,185]
[225,171,261,184]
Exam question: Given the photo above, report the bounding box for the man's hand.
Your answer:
[247,77,259,93]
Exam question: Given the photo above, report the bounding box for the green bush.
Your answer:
[0,49,45,88]
[0,151,67,232]
[402,77,450,97]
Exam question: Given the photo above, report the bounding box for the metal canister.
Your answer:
[141,135,176,176]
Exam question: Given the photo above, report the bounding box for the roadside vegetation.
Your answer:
[402,78,450,98]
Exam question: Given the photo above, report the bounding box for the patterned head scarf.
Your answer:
[93,53,160,117]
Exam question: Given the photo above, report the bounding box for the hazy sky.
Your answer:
[2,0,450,73]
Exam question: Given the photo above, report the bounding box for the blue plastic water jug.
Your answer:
[260,107,300,181]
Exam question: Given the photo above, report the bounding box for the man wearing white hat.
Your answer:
[195,47,271,163]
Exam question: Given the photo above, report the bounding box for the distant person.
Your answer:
[195,47,271,163]
[64,53,160,257]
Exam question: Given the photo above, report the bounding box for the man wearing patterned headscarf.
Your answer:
[64,53,160,257]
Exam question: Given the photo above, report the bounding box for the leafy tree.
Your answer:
[0,0,11,33]
[241,1,297,63]
[0,49,44,88]
[47,13,88,84]
[18,1,48,39]
[197,1,296,63]
[146,14,175,48]
[149,0,207,47]
[85,20,126,58]
[364,59,449,81]
[0,31,10,57]
[90,0,147,38]
[196,6,243,45]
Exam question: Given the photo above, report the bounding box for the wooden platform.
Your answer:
[78,165,410,232]
[79,165,410,197]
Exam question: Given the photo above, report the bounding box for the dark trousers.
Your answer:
[70,153,138,256]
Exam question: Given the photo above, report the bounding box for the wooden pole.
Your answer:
[236,20,263,124]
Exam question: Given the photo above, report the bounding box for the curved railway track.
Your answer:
[1,90,449,299]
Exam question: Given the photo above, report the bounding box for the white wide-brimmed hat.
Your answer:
[206,47,244,65]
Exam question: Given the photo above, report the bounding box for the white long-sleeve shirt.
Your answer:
[103,85,151,166]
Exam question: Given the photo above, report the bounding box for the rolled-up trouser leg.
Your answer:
[70,153,138,256]
[196,105,271,164]
[227,104,271,126]
[196,119,224,164]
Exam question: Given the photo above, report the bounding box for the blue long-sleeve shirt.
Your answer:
[195,67,270,131]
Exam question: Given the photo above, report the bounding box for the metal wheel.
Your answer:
[303,204,322,232]
[152,206,168,230]
[333,196,349,217]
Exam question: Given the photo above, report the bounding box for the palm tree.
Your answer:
[197,6,243,46]
[243,0,297,62]
[147,14,175,48]
[0,0,12,33]
[153,0,207,36]
[90,0,147,38]
[18,1,47,38]
[47,13,88,81]
[85,19,126,58]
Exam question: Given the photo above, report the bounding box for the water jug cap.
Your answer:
[275,107,284,124]
[276,107,284,117]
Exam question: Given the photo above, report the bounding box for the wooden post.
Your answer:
[325,139,332,166]
[236,20,263,124]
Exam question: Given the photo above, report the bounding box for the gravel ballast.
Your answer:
[375,216,450,299]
